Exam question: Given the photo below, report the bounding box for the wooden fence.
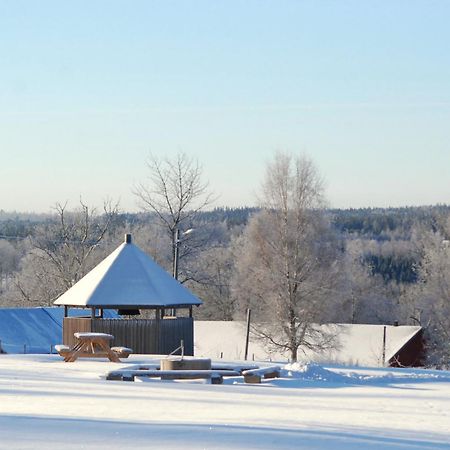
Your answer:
[63,317,194,355]
[63,317,92,348]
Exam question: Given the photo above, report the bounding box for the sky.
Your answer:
[1,1,449,213]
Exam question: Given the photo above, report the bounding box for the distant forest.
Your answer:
[2,204,448,284]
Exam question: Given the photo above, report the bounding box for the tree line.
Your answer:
[0,152,448,366]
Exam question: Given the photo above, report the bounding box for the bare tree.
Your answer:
[12,199,119,305]
[134,152,214,279]
[190,245,236,320]
[232,152,343,362]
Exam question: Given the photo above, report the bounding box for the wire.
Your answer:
[0,235,29,241]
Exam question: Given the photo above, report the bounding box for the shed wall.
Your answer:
[389,329,425,367]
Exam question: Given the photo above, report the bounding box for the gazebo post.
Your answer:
[91,307,96,320]
[64,305,68,318]
[189,306,193,318]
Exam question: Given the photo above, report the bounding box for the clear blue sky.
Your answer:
[1,1,449,212]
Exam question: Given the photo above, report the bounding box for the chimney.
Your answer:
[125,233,132,244]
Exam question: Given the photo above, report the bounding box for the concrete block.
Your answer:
[161,358,211,371]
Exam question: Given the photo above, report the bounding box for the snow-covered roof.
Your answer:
[0,307,119,354]
[194,322,422,367]
[0,308,61,354]
[54,236,202,309]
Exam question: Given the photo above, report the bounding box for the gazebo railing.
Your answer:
[63,316,194,355]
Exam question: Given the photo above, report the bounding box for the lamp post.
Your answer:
[173,228,180,280]
[173,228,194,281]
[171,228,194,318]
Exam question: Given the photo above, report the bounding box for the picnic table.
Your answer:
[60,332,120,363]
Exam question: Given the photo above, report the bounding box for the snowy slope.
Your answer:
[0,354,448,449]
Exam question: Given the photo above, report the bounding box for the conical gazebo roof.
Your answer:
[54,235,202,309]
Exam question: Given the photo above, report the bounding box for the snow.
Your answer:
[54,345,70,352]
[194,321,422,366]
[0,354,449,449]
[73,332,114,339]
[54,240,202,308]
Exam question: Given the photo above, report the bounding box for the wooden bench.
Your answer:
[242,366,281,384]
[57,333,120,363]
[111,347,133,358]
[124,363,260,374]
[106,369,241,384]
[55,344,71,358]
[211,363,259,374]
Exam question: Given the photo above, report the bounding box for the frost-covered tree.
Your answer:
[402,216,450,366]
[0,240,21,301]
[341,239,400,324]
[232,152,343,362]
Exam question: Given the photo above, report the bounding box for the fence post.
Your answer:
[244,308,251,361]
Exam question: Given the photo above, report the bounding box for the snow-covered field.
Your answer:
[0,355,449,449]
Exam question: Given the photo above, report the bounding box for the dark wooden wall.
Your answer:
[63,317,194,355]
[63,317,92,348]
[389,329,425,367]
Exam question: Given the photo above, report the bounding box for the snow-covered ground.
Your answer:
[0,354,449,449]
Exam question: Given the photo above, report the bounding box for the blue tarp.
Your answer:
[0,307,119,354]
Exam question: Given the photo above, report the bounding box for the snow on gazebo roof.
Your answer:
[54,235,202,309]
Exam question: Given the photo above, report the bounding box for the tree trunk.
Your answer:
[290,346,298,362]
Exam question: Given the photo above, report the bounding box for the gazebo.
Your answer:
[54,234,202,355]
